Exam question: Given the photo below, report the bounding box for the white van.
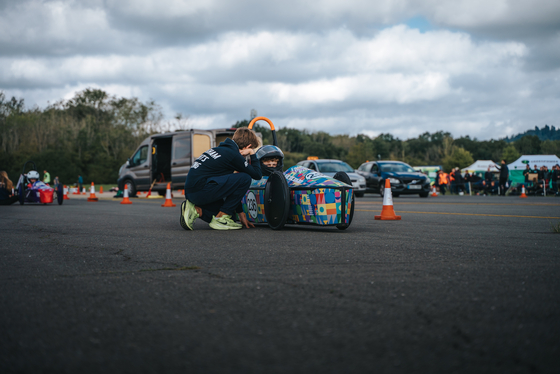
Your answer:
[117,128,240,196]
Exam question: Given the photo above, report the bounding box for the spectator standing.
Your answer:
[0,171,18,205]
[552,165,560,195]
[454,168,464,193]
[463,171,471,194]
[495,159,509,196]
[523,164,531,185]
[43,170,51,185]
[437,170,447,195]
[53,176,60,189]
[484,166,493,183]
[78,175,83,192]
[449,170,456,194]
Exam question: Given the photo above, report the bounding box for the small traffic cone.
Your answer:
[520,185,527,198]
[63,185,70,200]
[82,187,87,195]
[161,183,176,207]
[87,182,99,202]
[375,179,401,220]
[100,186,104,194]
[431,185,438,197]
[121,185,132,204]
[73,186,80,195]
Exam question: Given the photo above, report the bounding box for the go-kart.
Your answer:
[16,161,63,205]
[241,117,354,230]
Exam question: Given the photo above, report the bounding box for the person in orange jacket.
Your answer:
[437,170,448,195]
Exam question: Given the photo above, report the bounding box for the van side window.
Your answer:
[132,146,148,166]
[371,164,378,174]
[173,137,191,160]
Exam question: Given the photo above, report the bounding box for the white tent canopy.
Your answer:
[507,155,560,170]
[461,160,500,173]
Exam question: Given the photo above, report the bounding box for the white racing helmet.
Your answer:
[27,170,40,180]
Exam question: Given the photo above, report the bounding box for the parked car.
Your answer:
[118,128,245,196]
[356,161,431,197]
[296,159,366,197]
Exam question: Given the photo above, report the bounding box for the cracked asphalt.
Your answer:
[1,194,560,373]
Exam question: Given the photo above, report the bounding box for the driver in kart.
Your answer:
[256,145,284,176]
[181,127,262,231]
[26,170,53,191]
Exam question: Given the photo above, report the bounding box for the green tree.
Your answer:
[501,145,520,163]
[442,147,474,172]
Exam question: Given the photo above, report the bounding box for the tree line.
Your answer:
[2,89,559,185]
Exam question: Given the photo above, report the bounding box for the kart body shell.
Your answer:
[16,161,63,205]
[241,117,354,230]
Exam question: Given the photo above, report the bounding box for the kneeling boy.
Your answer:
[181,127,262,230]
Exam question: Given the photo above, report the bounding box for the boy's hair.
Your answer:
[232,127,260,149]
[262,156,280,162]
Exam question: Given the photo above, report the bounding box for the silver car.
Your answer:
[296,159,366,197]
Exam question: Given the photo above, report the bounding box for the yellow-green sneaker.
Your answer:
[209,215,242,230]
[180,200,199,230]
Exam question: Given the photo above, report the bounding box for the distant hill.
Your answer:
[504,125,560,142]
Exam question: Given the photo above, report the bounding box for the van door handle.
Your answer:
[144,165,148,168]
[172,162,177,165]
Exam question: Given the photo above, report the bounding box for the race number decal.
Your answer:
[247,191,258,219]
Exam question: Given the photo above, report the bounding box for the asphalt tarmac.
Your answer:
[1,193,559,373]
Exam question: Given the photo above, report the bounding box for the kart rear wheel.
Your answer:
[57,184,64,205]
[18,183,24,205]
[264,171,290,230]
[333,172,354,230]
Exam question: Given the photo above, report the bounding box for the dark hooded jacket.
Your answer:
[185,138,262,193]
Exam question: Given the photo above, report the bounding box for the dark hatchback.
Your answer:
[356,161,431,197]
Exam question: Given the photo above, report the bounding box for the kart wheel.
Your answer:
[18,183,24,205]
[333,172,354,230]
[379,186,384,198]
[355,192,364,198]
[393,193,400,198]
[57,184,64,205]
[264,171,290,230]
[419,192,429,198]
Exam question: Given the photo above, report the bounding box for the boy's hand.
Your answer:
[238,212,255,229]
[239,145,255,156]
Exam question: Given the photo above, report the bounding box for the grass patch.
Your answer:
[550,221,560,234]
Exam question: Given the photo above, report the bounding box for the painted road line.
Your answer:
[355,209,560,219]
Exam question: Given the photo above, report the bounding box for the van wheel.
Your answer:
[125,179,137,197]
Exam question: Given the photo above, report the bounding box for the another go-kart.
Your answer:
[241,117,354,230]
[15,161,63,205]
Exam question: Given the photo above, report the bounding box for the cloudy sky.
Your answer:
[1,0,559,140]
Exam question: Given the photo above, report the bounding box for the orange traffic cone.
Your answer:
[520,185,527,198]
[63,185,70,200]
[100,186,103,194]
[82,187,87,195]
[375,179,401,220]
[161,183,176,207]
[431,185,438,197]
[73,186,80,195]
[87,182,99,202]
[121,185,132,204]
